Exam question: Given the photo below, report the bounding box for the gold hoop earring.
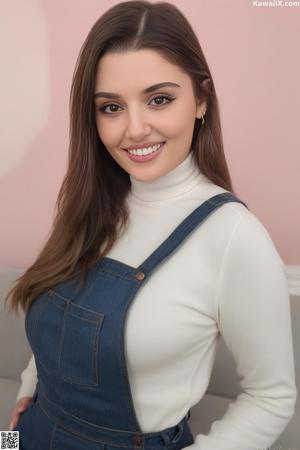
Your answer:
[201,111,206,125]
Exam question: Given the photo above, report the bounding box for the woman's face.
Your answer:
[94,49,206,181]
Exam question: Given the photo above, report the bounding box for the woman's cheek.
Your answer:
[97,120,123,148]
[95,123,111,147]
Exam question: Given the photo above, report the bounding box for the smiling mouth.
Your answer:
[124,142,165,155]
[123,141,166,162]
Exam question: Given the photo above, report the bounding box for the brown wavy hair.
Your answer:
[5,0,235,316]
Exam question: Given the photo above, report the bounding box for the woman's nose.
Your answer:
[125,111,151,139]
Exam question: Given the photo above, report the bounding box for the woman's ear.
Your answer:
[196,100,207,120]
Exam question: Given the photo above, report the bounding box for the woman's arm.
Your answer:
[16,353,38,403]
[184,211,297,450]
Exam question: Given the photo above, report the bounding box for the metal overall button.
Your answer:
[132,433,143,447]
[135,271,146,281]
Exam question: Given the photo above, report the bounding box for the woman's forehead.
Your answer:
[94,49,189,94]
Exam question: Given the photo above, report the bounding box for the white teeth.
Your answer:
[127,142,164,156]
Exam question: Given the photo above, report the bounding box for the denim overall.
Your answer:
[16,192,248,450]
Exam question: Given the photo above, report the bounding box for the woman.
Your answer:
[6,1,297,449]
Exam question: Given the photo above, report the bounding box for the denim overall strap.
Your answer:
[136,192,248,276]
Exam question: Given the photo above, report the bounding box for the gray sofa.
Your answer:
[1,266,299,448]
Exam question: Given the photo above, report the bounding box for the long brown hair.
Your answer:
[5,0,235,316]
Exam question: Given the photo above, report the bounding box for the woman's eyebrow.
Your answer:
[93,82,181,100]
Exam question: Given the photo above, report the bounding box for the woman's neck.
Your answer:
[129,151,208,202]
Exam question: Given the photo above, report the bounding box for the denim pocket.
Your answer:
[26,288,105,387]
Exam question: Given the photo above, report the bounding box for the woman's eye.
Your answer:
[98,104,122,114]
[149,95,174,106]
[97,95,174,115]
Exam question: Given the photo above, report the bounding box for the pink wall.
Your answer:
[0,0,299,267]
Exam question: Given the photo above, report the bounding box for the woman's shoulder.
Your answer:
[220,195,284,269]
[199,185,251,230]
[202,186,283,264]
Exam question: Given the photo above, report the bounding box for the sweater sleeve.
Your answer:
[16,353,38,403]
[183,212,297,450]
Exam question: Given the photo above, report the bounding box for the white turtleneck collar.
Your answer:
[129,151,208,202]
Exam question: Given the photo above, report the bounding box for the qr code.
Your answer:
[1,431,19,449]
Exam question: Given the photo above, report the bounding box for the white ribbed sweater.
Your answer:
[16,152,297,450]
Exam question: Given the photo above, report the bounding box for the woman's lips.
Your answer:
[124,142,165,163]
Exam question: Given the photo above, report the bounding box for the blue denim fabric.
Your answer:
[15,192,248,450]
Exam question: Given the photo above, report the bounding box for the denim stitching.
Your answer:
[95,267,135,282]
[39,395,187,449]
[49,423,57,450]
[58,300,104,387]
[48,289,105,317]
[33,354,51,374]
[46,391,136,432]
[61,313,102,386]
[48,289,71,302]
[62,312,103,324]
[31,295,50,346]
[93,314,102,385]
[38,401,136,447]
[118,283,144,431]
